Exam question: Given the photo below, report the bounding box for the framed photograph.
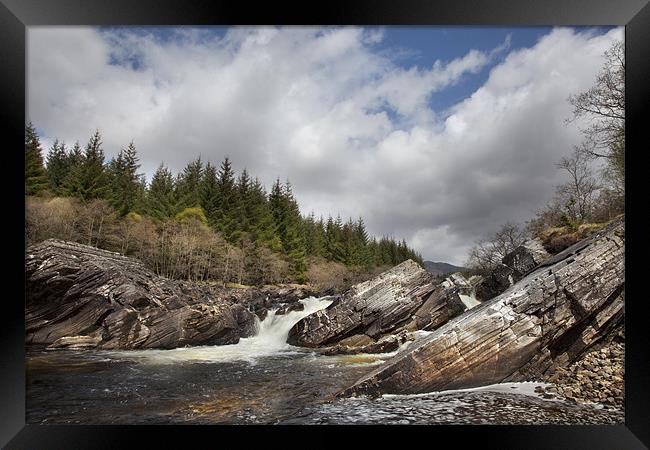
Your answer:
[2,0,648,447]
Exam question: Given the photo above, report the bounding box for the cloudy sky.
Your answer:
[27,26,622,265]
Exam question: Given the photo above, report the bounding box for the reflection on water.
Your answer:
[27,347,382,424]
[26,297,623,425]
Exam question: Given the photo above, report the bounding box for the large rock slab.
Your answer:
[339,218,624,397]
[26,239,257,349]
[287,260,438,347]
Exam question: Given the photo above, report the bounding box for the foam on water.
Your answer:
[381,381,554,401]
[104,296,333,364]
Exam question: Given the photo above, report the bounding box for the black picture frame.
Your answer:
[1,0,648,448]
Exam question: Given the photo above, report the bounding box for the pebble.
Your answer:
[541,340,624,409]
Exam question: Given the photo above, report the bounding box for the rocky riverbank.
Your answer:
[538,329,625,409]
[26,216,625,408]
[339,217,624,398]
[26,239,321,350]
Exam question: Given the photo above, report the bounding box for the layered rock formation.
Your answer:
[340,218,624,397]
[287,260,478,349]
[287,260,437,347]
[26,240,257,349]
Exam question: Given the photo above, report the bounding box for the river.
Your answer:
[26,297,623,425]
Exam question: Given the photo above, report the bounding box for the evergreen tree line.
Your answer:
[25,124,423,284]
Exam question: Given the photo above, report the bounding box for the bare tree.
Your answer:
[467,222,528,273]
[568,40,624,194]
[556,146,600,223]
[75,199,117,248]
[26,197,83,245]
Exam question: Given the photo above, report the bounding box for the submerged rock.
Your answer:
[320,331,413,356]
[26,239,257,349]
[337,334,375,347]
[275,302,305,316]
[255,307,269,322]
[48,334,102,349]
[339,218,624,397]
[287,260,438,347]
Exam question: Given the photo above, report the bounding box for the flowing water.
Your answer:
[26,297,623,425]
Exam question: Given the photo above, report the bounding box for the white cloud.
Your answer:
[28,26,623,265]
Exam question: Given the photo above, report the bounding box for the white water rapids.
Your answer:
[107,296,334,364]
[28,296,623,424]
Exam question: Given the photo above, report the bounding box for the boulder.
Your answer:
[337,334,375,347]
[474,264,514,301]
[287,260,438,347]
[502,238,550,276]
[475,239,550,302]
[402,273,472,332]
[320,331,413,356]
[26,239,257,350]
[247,285,318,308]
[339,218,624,397]
[275,302,305,316]
[255,307,269,322]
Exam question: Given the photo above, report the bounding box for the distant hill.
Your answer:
[423,261,466,276]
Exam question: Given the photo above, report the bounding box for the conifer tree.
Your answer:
[67,141,83,166]
[354,217,370,267]
[215,157,238,242]
[269,178,284,228]
[145,163,177,220]
[45,139,69,194]
[108,141,143,215]
[269,179,307,280]
[199,162,220,227]
[316,216,326,256]
[303,212,324,257]
[367,237,380,266]
[234,168,252,237]
[59,141,82,193]
[63,130,109,201]
[324,215,344,263]
[248,177,280,250]
[176,157,203,210]
[341,218,356,266]
[25,122,49,195]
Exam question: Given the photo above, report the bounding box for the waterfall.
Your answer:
[109,296,333,364]
[250,297,333,352]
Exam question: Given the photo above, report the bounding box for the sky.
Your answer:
[27,26,623,265]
